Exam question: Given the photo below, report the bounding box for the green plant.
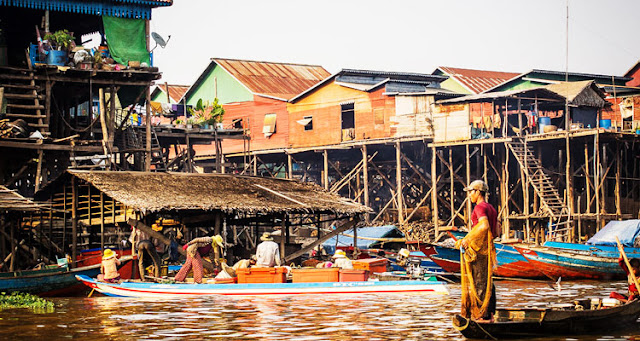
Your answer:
[0,292,55,313]
[189,98,224,125]
[44,29,75,51]
[174,118,184,125]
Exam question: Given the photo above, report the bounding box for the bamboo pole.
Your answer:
[616,142,622,217]
[71,176,78,266]
[323,150,329,190]
[584,143,591,213]
[449,149,454,222]
[431,146,439,234]
[100,192,105,253]
[465,144,471,230]
[361,145,370,216]
[616,236,640,296]
[145,86,152,171]
[396,141,403,225]
[287,154,293,180]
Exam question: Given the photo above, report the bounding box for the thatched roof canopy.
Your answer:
[36,170,370,215]
[545,80,607,108]
[0,186,46,212]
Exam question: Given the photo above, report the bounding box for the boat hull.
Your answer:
[0,258,132,296]
[453,299,640,339]
[429,244,545,279]
[515,246,624,280]
[76,275,449,298]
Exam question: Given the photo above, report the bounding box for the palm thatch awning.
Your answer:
[545,80,608,108]
[0,186,47,212]
[36,170,370,215]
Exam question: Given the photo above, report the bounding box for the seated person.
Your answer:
[331,250,353,269]
[610,257,640,302]
[99,249,121,283]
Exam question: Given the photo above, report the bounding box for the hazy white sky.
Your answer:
[150,0,640,86]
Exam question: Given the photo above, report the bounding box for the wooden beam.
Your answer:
[396,141,404,225]
[284,217,359,262]
[361,145,369,214]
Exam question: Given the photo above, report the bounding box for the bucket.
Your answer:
[47,50,68,66]
[599,119,612,129]
[538,117,551,134]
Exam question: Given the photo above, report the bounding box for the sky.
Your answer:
[149,0,640,86]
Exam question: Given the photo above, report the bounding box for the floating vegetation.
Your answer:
[0,292,55,312]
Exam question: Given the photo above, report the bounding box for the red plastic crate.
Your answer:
[352,258,388,274]
[236,267,287,284]
[339,269,369,282]
[291,268,340,283]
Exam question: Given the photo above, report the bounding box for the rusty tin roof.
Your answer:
[437,66,520,94]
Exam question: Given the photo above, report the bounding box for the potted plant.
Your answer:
[174,118,184,128]
[43,30,74,66]
[189,98,225,128]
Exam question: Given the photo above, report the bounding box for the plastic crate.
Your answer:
[352,258,388,274]
[236,267,286,284]
[291,268,339,283]
[339,269,369,282]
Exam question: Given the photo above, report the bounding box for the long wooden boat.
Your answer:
[452,299,640,339]
[429,243,546,279]
[75,274,449,298]
[0,257,132,296]
[514,245,624,280]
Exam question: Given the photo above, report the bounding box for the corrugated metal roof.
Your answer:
[438,87,564,104]
[213,58,331,101]
[157,84,189,103]
[437,66,520,94]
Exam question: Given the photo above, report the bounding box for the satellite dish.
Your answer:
[151,32,171,51]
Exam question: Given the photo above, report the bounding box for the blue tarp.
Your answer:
[586,219,640,247]
[322,225,402,255]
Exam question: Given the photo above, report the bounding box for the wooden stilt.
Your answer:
[616,142,622,217]
[361,145,370,221]
[323,150,329,190]
[396,141,403,225]
[465,144,471,230]
[145,85,152,172]
[431,146,439,235]
[71,177,78,266]
[100,192,105,253]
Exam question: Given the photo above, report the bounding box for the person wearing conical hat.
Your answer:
[255,232,281,268]
[175,234,224,284]
[100,249,121,283]
[331,249,354,270]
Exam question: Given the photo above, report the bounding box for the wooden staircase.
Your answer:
[124,126,166,171]
[0,80,48,133]
[507,140,569,219]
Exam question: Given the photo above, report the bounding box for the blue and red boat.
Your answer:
[76,275,449,298]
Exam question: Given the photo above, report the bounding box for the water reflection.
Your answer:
[1,280,640,340]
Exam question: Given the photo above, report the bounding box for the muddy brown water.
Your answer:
[0,280,639,340]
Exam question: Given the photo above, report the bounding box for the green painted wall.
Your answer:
[440,78,472,94]
[151,90,171,104]
[492,80,547,92]
[186,64,253,105]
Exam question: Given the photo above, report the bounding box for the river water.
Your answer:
[1,279,639,340]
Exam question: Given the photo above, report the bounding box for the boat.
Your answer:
[75,274,449,298]
[0,256,133,296]
[514,244,624,280]
[452,298,640,339]
[429,243,546,279]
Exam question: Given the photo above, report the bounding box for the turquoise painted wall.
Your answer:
[492,80,546,92]
[187,64,253,105]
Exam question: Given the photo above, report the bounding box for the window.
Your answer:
[300,116,313,131]
[263,113,277,137]
[341,103,355,129]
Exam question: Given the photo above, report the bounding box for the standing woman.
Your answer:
[456,180,498,322]
[175,234,224,283]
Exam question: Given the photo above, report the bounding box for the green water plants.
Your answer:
[0,292,55,312]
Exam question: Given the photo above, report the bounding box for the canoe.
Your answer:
[0,257,132,296]
[429,243,546,279]
[514,245,624,280]
[75,275,449,298]
[452,298,640,339]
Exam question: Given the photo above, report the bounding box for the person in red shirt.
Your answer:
[610,257,640,302]
[456,179,498,322]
